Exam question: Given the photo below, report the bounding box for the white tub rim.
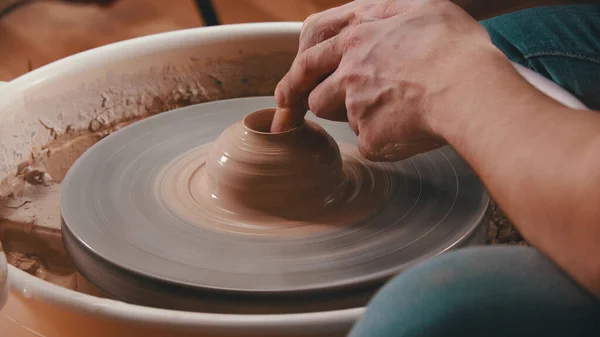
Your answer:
[1,20,587,328]
[2,21,368,329]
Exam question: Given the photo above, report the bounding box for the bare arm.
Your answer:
[273,0,600,298]
[428,54,600,298]
[270,0,600,133]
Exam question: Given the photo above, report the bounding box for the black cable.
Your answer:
[195,0,220,26]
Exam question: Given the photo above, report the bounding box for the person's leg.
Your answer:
[481,4,600,110]
[348,246,600,337]
[348,6,600,337]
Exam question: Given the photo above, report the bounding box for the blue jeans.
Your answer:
[348,5,600,337]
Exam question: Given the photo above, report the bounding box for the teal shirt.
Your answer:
[481,4,600,109]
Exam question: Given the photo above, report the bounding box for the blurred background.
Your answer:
[0,0,347,81]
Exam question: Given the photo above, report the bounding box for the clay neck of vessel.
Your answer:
[204,108,348,218]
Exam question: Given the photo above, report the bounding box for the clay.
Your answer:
[0,121,137,291]
[60,97,490,300]
[206,108,345,216]
[42,133,106,183]
[159,108,393,235]
[0,219,105,296]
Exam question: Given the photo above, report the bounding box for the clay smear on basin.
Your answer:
[0,221,106,297]
[0,119,141,293]
[159,109,395,236]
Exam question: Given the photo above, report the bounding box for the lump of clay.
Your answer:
[202,108,347,218]
[1,223,78,289]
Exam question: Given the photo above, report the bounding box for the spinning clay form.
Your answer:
[175,108,346,221]
[60,97,489,313]
[204,108,344,216]
[160,107,395,236]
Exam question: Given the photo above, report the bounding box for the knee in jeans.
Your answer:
[351,247,541,337]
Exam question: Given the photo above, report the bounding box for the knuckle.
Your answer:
[354,0,400,22]
[274,78,291,105]
[344,95,362,114]
[296,52,313,79]
[378,0,408,17]
[340,28,362,51]
[358,131,384,161]
[304,13,320,28]
[358,138,377,161]
[300,14,322,44]
[307,92,323,116]
[433,10,457,26]
[290,51,313,85]
[341,72,364,88]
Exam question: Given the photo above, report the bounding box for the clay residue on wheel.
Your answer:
[2,221,76,288]
[0,116,158,289]
[0,52,295,290]
[0,220,105,296]
[0,51,295,197]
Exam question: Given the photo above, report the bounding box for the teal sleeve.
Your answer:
[481,4,600,109]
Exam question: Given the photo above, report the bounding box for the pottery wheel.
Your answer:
[61,97,489,313]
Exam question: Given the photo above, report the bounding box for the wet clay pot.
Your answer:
[204,108,345,218]
[0,23,588,337]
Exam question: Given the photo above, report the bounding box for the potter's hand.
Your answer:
[273,0,501,161]
[271,0,410,133]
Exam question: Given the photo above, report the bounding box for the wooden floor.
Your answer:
[0,0,347,81]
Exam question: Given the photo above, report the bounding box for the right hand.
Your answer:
[271,0,421,132]
[297,0,413,53]
[272,0,513,162]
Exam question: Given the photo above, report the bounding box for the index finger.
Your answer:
[272,36,346,131]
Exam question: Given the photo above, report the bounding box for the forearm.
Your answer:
[453,0,599,20]
[430,52,600,298]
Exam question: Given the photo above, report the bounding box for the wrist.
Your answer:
[424,48,542,147]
